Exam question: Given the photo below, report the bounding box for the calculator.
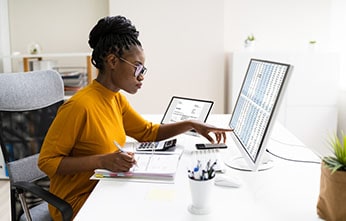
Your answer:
[136,139,177,151]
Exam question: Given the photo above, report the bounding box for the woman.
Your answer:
[38,15,232,220]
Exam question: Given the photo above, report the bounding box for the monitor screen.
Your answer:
[228,59,291,171]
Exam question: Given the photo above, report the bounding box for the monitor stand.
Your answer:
[224,152,274,171]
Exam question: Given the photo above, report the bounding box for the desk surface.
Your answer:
[74,115,322,221]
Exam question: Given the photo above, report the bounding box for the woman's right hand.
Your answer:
[100,151,136,172]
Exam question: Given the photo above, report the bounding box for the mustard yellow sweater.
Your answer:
[38,80,159,220]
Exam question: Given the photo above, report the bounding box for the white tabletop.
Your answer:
[74,115,323,221]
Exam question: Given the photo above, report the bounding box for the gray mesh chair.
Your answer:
[0,70,72,221]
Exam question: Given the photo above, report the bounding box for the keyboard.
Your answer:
[190,148,226,173]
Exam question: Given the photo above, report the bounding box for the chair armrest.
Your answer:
[14,181,73,221]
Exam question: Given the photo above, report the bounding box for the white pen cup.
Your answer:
[188,176,214,215]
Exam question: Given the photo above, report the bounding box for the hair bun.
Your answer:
[88,15,142,70]
[88,16,139,49]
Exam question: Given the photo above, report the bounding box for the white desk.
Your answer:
[74,115,323,221]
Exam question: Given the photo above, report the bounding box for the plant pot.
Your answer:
[244,40,255,49]
[317,163,346,221]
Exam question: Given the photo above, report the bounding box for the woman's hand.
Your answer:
[100,151,136,172]
[157,120,233,143]
[190,120,233,143]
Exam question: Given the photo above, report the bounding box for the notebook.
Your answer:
[161,96,214,126]
[92,153,181,183]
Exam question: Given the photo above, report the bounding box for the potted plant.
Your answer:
[308,40,317,51]
[244,34,255,48]
[317,132,346,221]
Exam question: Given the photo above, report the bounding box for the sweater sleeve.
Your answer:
[38,100,86,177]
[120,95,160,142]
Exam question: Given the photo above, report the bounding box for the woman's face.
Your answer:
[103,45,146,94]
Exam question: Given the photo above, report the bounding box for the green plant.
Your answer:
[245,34,255,43]
[323,132,346,173]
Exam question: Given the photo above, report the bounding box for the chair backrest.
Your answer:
[0,70,64,163]
[0,70,64,111]
[0,70,65,220]
[7,154,44,184]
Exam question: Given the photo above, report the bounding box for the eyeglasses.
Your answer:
[119,57,147,78]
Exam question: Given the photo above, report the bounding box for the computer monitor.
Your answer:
[226,58,292,171]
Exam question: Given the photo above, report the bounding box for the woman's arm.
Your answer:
[156,120,233,143]
[56,151,136,175]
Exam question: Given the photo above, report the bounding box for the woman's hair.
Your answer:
[88,15,142,70]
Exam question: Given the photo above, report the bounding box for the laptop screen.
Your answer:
[161,96,214,124]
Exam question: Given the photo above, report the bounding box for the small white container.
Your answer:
[188,176,214,215]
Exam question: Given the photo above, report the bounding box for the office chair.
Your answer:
[0,70,73,221]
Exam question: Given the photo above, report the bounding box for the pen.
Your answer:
[113,140,138,168]
[208,160,217,179]
[193,165,200,180]
[188,159,217,180]
[113,140,126,153]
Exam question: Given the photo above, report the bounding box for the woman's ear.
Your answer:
[105,54,119,68]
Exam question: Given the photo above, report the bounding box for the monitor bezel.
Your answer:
[228,58,292,171]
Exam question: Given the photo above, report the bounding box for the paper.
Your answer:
[93,153,181,181]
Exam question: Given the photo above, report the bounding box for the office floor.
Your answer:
[0,180,11,221]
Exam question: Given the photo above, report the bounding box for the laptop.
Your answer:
[161,96,214,126]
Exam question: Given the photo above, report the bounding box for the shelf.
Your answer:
[8,53,93,85]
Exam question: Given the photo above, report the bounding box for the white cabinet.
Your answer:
[227,51,339,154]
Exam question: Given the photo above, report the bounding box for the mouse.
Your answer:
[214,174,241,188]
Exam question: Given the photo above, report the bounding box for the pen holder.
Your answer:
[188,176,214,215]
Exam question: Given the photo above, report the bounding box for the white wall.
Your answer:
[0,0,11,73]
[7,0,108,70]
[109,0,225,114]
[330,0,346,136]
[224,0,332,52]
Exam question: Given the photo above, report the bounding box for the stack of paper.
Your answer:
[60,71,88,96]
